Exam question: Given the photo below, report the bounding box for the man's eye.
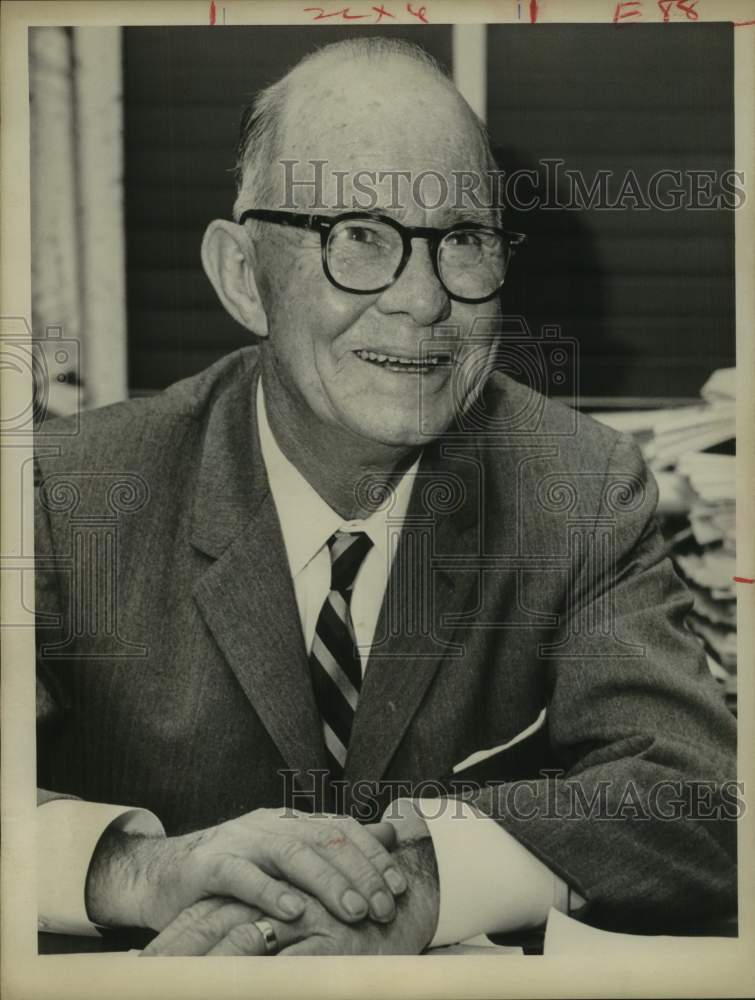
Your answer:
[342,225,381,245]
[446,230,483,247]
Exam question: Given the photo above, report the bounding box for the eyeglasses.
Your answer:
[239,209,527,304]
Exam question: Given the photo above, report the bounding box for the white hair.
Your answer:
[232,36,497,222]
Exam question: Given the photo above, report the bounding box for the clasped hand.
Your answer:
[87,806,437,953]
[141,837,439,956]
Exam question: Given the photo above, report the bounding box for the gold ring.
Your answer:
[252,918,279,956]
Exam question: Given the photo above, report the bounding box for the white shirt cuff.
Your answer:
[37,799,165,936]
[385,797,579,947]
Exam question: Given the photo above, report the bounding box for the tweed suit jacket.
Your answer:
[35,346,737,933]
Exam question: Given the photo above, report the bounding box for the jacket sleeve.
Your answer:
[471,433,738,932]
[35,453,73,792]
[34,460,166,935]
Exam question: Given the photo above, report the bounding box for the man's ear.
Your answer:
[201,220,269,337]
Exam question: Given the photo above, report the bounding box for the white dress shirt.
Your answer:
[37,380,576,944]
[256,381,418,667]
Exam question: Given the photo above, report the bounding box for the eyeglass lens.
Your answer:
[326,219,509,300]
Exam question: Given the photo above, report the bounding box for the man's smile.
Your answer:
[352,348,452,375]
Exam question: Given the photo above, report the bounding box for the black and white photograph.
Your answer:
[1,1,753,997]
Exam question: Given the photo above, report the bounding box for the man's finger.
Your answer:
[343,820,407,896]
[204,855,307,921]
[142,898,226,956]
[142,899,262,956]
[309,825,397,923]
[264,837,374,924]
[206,918,297,956]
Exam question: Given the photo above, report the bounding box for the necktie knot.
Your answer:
[327,530,373,595]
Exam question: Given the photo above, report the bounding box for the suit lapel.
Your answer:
[345,439,482,784]
[186,356,522,788]
[190,361,327,777]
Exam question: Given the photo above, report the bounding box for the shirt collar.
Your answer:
[256,381,420,579]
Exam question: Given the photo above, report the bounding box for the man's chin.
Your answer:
[345,409,452,451]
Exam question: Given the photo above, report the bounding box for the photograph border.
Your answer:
[2,2,754,997]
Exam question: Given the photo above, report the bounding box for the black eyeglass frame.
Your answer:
[238,208,527,304]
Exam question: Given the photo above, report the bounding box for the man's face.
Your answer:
[254,59,503,450]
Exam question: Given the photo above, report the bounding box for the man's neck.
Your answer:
[259,369,421,521]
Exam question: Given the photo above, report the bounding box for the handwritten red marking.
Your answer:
[658,0,699,19]
[614,0,642,21]
[406,3,429,22]
[529,0,539,23]
[209,0,216,25]
[733,576,755,584]
[733,19,755,26]
[372,3,396,19]
[303,6,339,18]
[304,6,368,19]
[676,0,698,19]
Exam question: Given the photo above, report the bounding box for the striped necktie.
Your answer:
[309,530,373,781]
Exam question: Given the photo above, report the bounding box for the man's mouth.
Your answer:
[353,349,450,374]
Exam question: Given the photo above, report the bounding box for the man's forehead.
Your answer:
[280,54,482,163]
[270,55,493,217]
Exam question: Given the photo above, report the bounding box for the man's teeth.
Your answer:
[355,349,441,366]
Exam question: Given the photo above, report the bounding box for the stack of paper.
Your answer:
[593,368,736,707]
[596,400,735,473]
[700,366,736,403]
[675,547,737,685]
[679,452,736,511]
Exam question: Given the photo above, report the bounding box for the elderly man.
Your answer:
[36,37,736,956]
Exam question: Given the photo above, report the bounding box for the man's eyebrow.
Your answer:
[359,208,500,228]
[441,209,499,226]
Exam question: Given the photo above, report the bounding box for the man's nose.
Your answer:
[375,238,452,326]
